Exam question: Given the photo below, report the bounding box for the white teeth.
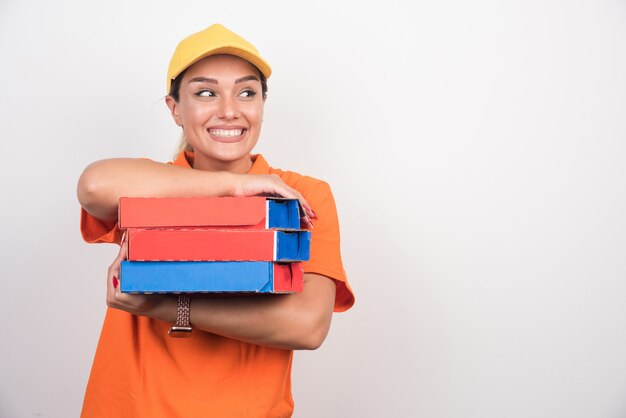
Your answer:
[210,129,243,137]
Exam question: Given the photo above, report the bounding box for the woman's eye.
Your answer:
[239,90,257,98]
[196,90,215,97]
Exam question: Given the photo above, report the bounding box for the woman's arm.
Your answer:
[154,274,336,350]
[106,240,336,350]
[77,158,314,222]
[78,159,234,221]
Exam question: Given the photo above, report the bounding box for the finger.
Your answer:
[108,267,134,309]
[120,234,129,259]
[106,243,127,304]
[112,246,127,266]
[301,214,314,230]
[286,188,314,219]
[303,204,316,219]
[267,182,315,228]
[273,183,314,218]
[298,198,315,221]
[106,263,119,307]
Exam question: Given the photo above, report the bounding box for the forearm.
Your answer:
[77,158,234,221]
[151,274,336,350]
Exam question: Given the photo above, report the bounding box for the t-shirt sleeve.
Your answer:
[79,157,166,244]
[80,207,122,244]
[303,182,355,312]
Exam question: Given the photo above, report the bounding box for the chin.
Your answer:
[193,145,255,169]
[212,147,253,162]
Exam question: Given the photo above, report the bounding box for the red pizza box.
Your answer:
[126,228,310,262]
[119,196,303,230]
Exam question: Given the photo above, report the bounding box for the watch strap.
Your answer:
[169,295,192,338]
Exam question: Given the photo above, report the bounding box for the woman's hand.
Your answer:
[106,235,168,317]
[230,173,316,225]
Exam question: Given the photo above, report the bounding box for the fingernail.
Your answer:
[113,276,119,289]
[301,215,311,229]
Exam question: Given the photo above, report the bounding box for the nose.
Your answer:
[217,96,239,120]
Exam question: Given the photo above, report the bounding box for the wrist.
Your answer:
[149,296,177,323]
[223,171,243,197]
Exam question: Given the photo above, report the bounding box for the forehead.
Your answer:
[183,54,260,80]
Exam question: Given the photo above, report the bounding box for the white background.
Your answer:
[1,0,626,417]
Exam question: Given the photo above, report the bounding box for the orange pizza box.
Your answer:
[119,196,303,230]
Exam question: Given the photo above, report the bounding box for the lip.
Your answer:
[207,126,248,143]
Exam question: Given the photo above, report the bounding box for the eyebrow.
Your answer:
[187,75,260,85]
[188,77,217,84]
[235,75,260,83]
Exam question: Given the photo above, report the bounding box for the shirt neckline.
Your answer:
[173,151,270,175]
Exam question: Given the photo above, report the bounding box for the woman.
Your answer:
[77,24,354,417]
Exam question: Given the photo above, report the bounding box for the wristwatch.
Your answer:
[168,295,192,338]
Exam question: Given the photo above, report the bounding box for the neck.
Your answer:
[192,154,253,174]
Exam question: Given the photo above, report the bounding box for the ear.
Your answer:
[165,95,183,126]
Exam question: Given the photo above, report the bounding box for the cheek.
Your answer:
[249,105,264,126]
[180,102,212,125]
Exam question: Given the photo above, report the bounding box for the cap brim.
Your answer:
[167,46,272,93]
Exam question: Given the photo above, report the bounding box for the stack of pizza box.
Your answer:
[118,196,310,294]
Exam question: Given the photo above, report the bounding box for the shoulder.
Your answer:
[253,154,338,213]
[268,166,333,200]
[268,165,340,230]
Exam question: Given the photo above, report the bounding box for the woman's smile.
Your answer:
[208,127,247,143]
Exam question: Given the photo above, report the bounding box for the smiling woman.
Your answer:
[76,23,354,418]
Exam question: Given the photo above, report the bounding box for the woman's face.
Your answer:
[166,54,265,172]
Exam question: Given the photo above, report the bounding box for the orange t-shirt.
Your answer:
[79,153,354,418]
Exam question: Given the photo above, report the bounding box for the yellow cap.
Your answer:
[166,24,272,93]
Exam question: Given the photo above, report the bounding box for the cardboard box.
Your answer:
[119,197,303,230]
[120,261,304,293]
[127,228,310,262]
